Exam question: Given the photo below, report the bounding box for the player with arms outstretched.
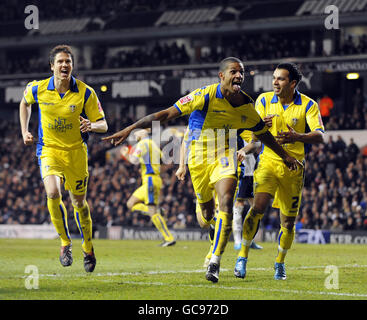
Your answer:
[103,57,300,283]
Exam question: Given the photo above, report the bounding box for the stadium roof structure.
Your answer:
[1,0,367,48]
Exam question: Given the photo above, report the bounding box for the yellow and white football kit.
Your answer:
[23,76,105,253]
[130,137,175,243]
[175,83,267,204]
[255,90,324,216]
[175,83,268,257]
[238,90,324,264]
[131,137,162,206]
[24,76,105,194]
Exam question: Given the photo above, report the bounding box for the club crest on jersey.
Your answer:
[291,118,298,126]
[179,95,193,105]
[241,116,247,123]
[69,105,76,113]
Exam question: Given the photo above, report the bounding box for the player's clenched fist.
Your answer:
[22,131,34,145]
[175,166,187,181]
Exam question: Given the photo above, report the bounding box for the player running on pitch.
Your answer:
[121,128,176,247]
[234,63,324,280]
[19,45,108,272]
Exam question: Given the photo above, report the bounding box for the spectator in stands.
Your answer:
[344,216,355,230]
[353,88,365,110]
[330,218,344,231]
[1,107,367,234]
[319,94,334,125]
[347,138,360,163]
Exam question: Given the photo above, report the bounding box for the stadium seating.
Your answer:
[0,113,366,231]
[0,0,367,233]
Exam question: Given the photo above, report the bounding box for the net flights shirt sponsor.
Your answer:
[23,76,105,150]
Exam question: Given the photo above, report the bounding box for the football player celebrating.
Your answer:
[103,57,300,283]
[234,63,324,280]
[20,45,108,272]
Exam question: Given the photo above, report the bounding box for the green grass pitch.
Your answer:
[0,238,366,300]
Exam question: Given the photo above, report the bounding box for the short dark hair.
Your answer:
[219,57,243,72]
[276,63,302,86]
[49,45,74,66]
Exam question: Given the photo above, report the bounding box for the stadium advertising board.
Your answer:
[329,232,367,244]
[1,61,360,103]
[263,229,367,244]
[0,224,57,239]
[119,227,209,241]
[1,225,367,244]
[314,60,367,72]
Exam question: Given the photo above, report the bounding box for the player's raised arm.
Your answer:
[102,105,181,146]
[19,97,34,146]
[175,130,188,181]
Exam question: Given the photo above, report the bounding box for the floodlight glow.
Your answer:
[346,73,359,80]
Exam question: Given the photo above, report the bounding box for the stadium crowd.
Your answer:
[2,32,367,75]
[2,33,367,76]
[0,108,366,232]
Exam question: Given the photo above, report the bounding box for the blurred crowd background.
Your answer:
[1,112,367,233]
[1,0,367,233]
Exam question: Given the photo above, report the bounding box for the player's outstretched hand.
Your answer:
[22,131,34,146]
[175,166,186,181]
[276,124,299,144]
[102,128,131,146]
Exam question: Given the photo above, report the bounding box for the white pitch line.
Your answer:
[22,268,229,279]
[8,264,367,298]
[102,280,367,298]
[11,263,367,279]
